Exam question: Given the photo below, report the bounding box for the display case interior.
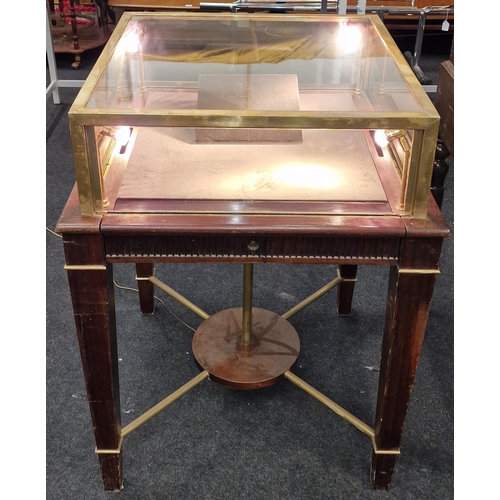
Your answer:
[68,13,439,218]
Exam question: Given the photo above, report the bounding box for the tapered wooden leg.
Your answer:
[337,265,358,316]
[98,454,123,491]
[136,263,155,315]
[371,237,442,490]
[63,233,122,491]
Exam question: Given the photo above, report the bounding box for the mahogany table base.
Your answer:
[56,186,449,492]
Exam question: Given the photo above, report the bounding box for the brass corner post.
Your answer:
[121,370,209,439]
[284,370,374,439]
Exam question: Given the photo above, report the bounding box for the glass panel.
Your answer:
[86,16,422,113]
[97,125,411,216]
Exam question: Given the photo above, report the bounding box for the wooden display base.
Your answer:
[57,180,450,491]
[192,307,300,390]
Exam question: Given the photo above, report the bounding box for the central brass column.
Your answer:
[192,261,300,389]
[241,263,253,346]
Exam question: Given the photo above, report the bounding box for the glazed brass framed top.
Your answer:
[68,12,439,218]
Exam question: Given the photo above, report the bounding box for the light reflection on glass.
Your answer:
[337,23,362,55]
[116,27,142,56]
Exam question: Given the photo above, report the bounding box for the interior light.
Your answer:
[101,126,133,154]
[374,130,389,148]
[114,127,133,154]
[115,126,132,146]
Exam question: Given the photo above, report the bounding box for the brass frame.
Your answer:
[68,12,440,218]
[148,275,210,319]
[121,370,209,438]
[64,264,107,271]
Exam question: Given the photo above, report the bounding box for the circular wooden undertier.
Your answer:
[192,307,300,390]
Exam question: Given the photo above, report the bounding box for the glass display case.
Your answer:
[68,12,439,218]
[58,12,450,492]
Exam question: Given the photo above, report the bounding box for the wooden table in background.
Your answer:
[47,0,112,68]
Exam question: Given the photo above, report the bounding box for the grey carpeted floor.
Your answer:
[46,23,454,500]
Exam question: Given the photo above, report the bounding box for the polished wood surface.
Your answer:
[135,262,155,314]
[337,264,357,316]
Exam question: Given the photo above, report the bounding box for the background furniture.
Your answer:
[431,36,454,208]
[46,1,88,103]
[107,0,453,90]
[47,0,112,68]
[434,36,454,157]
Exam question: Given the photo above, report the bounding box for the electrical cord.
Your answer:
[46,227,62,238]
[113,280,197,333]
[46,226,197,333]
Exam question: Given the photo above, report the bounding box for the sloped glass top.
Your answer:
[85,14,423,114]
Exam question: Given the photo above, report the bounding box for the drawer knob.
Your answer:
[247,240,259,252]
